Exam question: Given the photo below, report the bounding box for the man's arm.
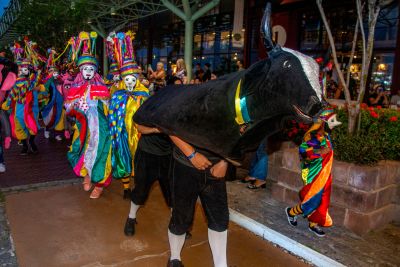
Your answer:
[170,135,212,170]
[136,124,161,134]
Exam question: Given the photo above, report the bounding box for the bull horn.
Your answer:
[260,2,275,51]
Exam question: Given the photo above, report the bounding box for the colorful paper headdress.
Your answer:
[68,31,99,68]
[24,37,46,68]
[46,48,58,72]
[108,31,139,77]
[10,42,32,68]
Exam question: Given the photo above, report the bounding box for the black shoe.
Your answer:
[285,207,297,227]
[247,182,266,189]
[308,225,325,237]
[124,217,137,236]
[20,147,28,155]
[29,143,38,154]
[123,189,131,200]
[185,231,192,240]
[167,259,184,267]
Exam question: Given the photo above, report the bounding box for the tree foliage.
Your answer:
[13,0,91,52]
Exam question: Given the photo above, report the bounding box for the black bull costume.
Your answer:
[134,3,325,162]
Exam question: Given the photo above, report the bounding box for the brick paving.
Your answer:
[0,131,76,188]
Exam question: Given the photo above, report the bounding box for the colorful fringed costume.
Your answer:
[65,32,112,192]
[2,59,40,142]
[106,31,149,197]
[108,86,149,178]
[298,124,333,227]
[40,75,66,133]
[286,107,341,236]
[40,49,65,135]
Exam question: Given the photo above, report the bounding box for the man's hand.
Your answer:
[136,124,160,134]
[210,160,228,178]
[190,152,212,170]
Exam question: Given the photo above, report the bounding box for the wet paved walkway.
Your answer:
[0,131,74,188]
[5,182,308,267]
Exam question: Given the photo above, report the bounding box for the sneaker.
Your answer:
[123,189,131,200]
[55,135,63,141]
[44,130,50,139]
[0,163,5,173]
[285,207,297,227]
[124,217,137,236]
[166,259,184,267]
[308,225,325,237]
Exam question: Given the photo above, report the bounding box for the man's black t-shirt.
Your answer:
[138,134,172,156]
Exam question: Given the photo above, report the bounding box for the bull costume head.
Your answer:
[133,2,324,160]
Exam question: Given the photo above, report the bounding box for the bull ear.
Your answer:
[260,2,281,54]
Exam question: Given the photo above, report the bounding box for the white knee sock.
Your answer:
[208,228,228,267]
[168,229,186,261]
[128,202,140,219]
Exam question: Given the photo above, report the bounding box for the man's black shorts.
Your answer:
[130,147,172,206]
[168,159,229,235]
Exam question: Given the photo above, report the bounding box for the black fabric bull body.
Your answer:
[134,49,322,160]
[133,3,324,161]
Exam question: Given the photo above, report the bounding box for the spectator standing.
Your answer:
[202,63,211,82]
[194,63,204,81]
[148,62,166,93]
[175,59,187,84]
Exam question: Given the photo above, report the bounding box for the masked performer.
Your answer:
[285,107,341,237]
[107,31,149,199]
[41,48,65,141]
[2,43,41,155]
[65,31,112,199]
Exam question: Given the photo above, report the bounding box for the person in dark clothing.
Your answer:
[124,134,173,236]
[166,135,229,267]
[194,63,204,81]
[202,63,211,82]
[0,110,11,172]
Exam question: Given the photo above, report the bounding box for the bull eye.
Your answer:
[283,60,291,68]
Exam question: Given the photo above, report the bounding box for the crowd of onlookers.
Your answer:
[136,59,247,94]
[324,69,399,109]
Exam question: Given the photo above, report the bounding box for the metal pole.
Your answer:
[161,0,220,83]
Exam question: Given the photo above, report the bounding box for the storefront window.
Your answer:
[203,33,215,52]
[220,31,231,51]
[194,34,202,51]
[370,53,395,90]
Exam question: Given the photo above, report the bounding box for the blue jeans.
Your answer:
[248,142,268,181]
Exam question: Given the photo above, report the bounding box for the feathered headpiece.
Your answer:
[108,31,139,77]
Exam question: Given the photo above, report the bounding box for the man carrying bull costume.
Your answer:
[2,43,41,155]
[41,48,65,141]
[133,3,324,266]
[65,31,112,199]
[285,107,341,237]
[107,31,149,199]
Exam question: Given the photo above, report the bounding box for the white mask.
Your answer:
[80,64,96,80]
[327,114,342,129]
[19,67,29,77]
[124,75,137,92]
[52,71,59,78]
